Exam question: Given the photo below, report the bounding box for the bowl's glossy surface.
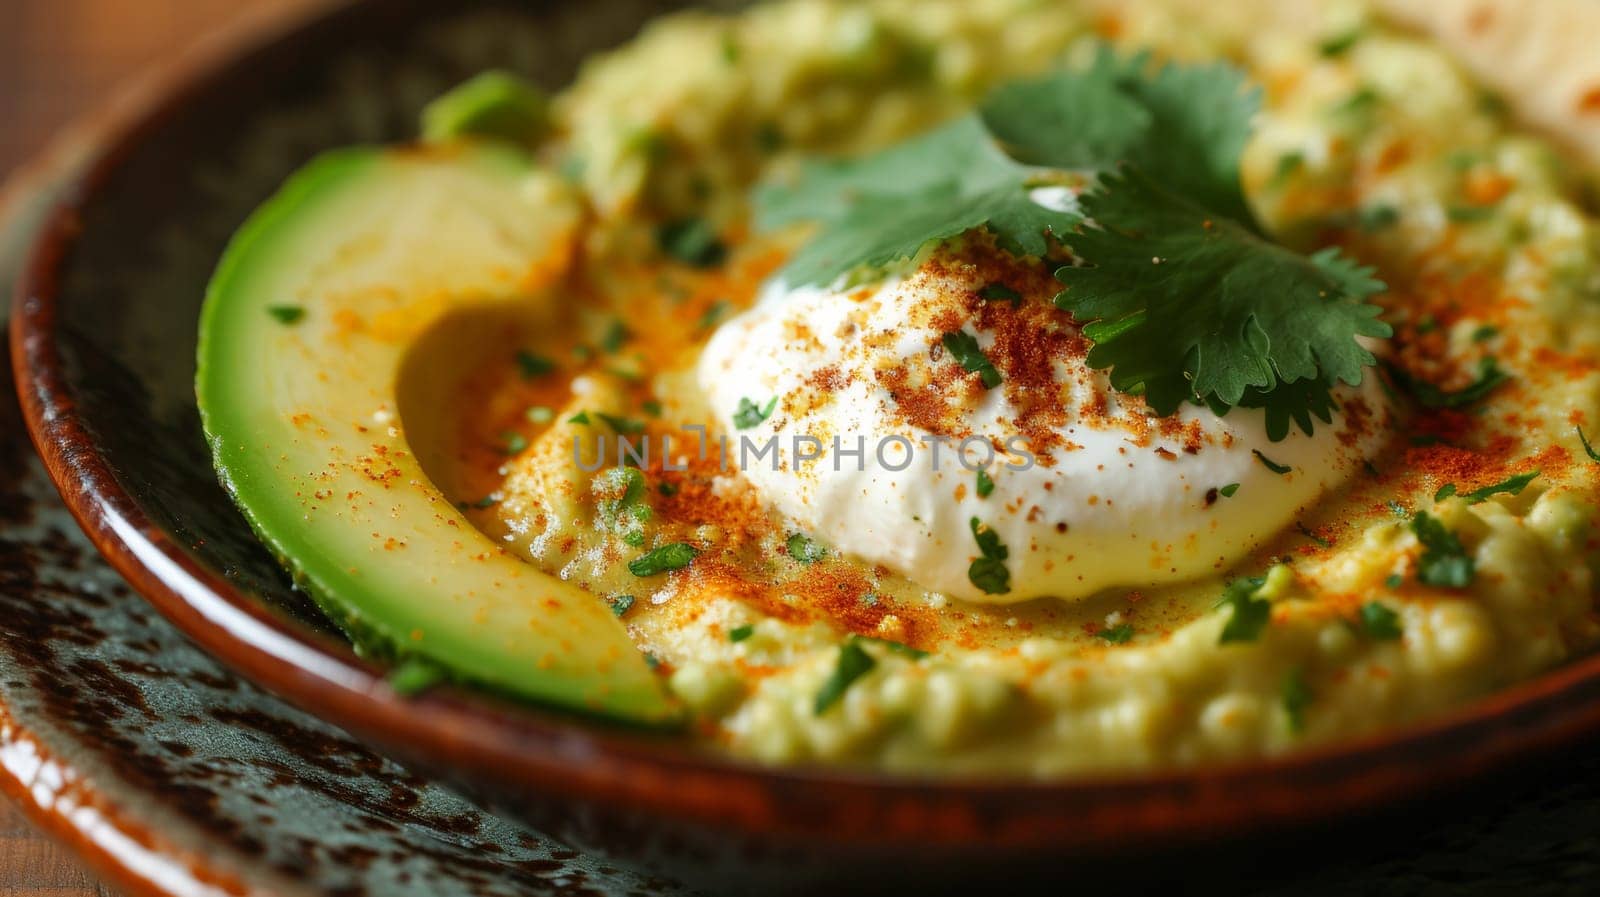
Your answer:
[13,0,1600,892]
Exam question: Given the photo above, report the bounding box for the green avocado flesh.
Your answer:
[196,143,682,726]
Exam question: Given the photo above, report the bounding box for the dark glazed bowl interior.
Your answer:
[15,1,1600,892]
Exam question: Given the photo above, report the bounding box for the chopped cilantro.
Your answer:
[656,218,727,268]
[974,467,995,498]
[967,517,1011,595]
[814,641,876,714]
[1384,573,1404,589]
[267,305,306,325]
[941,331,1002,388]
[1219,482,1241,498]
[608,594,636,617]
[595,411,646,435]
[1414,314,1438,335]
[466,495,498,509]
[628,542,697,577]
[719,31,740,65]
[1358,602,1403,641]
[499,431,528,455]
[729,623,755,642]
[856,635,929,659]
[978,282,1023,305]
[1282,668,1313,734]
[1389,356,1508,408]
[755,121,784,153]
[657,481,679,497]
[526,406,554,424]
[595,467,652,546]
[1334,86,1380,118]
[1386,500,1408,518]
[643,653,661,671]
[1317,28,1363,57]
[1217,576,1270,643]
[1411,511,1474,588]
[1580,425,1600,462]
[387,656,447,696]
[1471,324,1499,343]
[599,319,631,354]
[568,411,591,425]
[1463,470,1538,504]
[733,396,778,429]
[1099,623,1135,644]
[641,399,664,418]
[1253,450,1291,475]
[1434,483,1457,502]
[787,532,828,564]
[515,350,556,379]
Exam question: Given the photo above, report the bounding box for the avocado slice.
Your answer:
[421,71,549,144]
[197,142,682,726]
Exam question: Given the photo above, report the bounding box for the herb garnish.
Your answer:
[1580,425,1600,462]
[967,517,1011,595]
[941,331,1002,388]
[978,282,1022,305]
[814,641,876,714]
[568,411,591,425]
[608,594,636,617]
[515,350,556,379]
[526,406,554,424]
[657,218,727,268]
[628,542,697,577]
[1282,668,1313,734]
[1218,482,1241,498]
[1253,450,1291,475]
[1099,623,1135,644]
[697,300,730,331]
[1471,324,1499,343]
[974,467,995,498]
[1462,470,1539,504]
[733,396,778,429]
[1358,602,1403,640]
[1411,511,1474,588]
[1384,573,1404,589]
[856,635,929,660]
[1317,28,1363,57]
[595,467,652,547]
[1217,576,1270,643]
[499,431,529,455]
[1435,483,1457,501]
[1389,356,1508,408]
[267,305,306,325]
[729,623,755,642]
[787,532,828,564]
[756,49,1389,438]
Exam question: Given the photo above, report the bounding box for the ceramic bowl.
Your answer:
[14,0,1600,892]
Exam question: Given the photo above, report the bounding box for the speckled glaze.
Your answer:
[11,1,1600,894]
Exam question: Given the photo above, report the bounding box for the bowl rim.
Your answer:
[12,0,1600,851]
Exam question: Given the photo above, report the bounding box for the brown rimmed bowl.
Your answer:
[12,0,1600,892]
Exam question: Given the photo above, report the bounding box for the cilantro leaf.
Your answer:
[967,517,1011,595]
[1055,169,1389,418]
[940,331,1002,388]
[1099,623,1135,644]
[787,532,828,564]
[733,396,778,430]
[814,641,876,714]
[1217,575,1270,643]
[1580,425,1600,462]
[1388,356,1509,409]
[1411,512,1474,588]
[1463,470,1538,504]
[628,542,697,577]
[1358,601,1403,640]
[974,467,995,498]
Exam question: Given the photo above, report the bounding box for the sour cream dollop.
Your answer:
[697,242,1388,603]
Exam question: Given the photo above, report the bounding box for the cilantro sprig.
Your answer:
[757,47,1389,438]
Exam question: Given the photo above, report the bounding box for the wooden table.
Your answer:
[0,3,321,892]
